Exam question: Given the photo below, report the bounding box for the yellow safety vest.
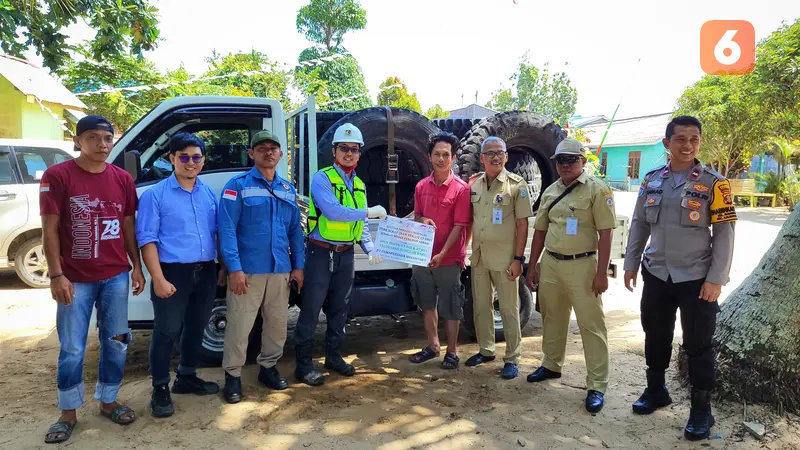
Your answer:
[308,166,367,242]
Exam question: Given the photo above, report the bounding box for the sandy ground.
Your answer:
[1,199,798,450]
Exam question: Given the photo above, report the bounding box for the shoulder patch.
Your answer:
[507,172,525,183]
[709,179,736,223]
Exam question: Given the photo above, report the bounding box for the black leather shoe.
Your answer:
[632,370,673,414]
[684,388,715,441]
[296,369,325,386]
[526,366,562,382]
[258,366,288,390]
[172,372,219,396]
[465,353,496,367]
[585,390,605,414]
[223,372,242,404]
[150,384,174,418]
[324,356,356,376]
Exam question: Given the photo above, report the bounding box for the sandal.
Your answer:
[409,346,440,364]
[441,353,460,370]
[44,420,75,444]
[101,405,137,425]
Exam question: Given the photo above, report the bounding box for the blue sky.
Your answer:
[28,0,800,119]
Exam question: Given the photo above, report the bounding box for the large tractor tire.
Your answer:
[455,111,565,213]
[317,107,439,218]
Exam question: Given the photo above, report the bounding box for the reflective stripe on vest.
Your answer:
[308,166,367,242]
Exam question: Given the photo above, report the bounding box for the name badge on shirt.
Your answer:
[492,208,503,224]
[566,217,578,235]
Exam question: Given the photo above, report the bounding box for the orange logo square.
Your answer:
[701,20,755,75]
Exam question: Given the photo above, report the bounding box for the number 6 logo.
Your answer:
[701,20,755,75]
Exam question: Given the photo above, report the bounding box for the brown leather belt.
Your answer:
[309,238,354,253]
[546,250,596,260]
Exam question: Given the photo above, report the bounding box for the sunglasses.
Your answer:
[481,150,506,158]
[336,145,361,154]
[555,155,581,165]
[177,154,204,164]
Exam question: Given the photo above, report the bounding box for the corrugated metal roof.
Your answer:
[0,54,86,109]
[449,104,496,119]
[570,115,609,127]
[583,113,672,147]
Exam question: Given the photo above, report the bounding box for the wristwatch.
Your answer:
[513,256,525,263]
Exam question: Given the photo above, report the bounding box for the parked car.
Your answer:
[0,139,75,287]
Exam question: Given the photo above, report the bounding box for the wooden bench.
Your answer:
[730,179,776,207]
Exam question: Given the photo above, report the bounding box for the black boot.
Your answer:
[684,388,715,441]
[172,371,219,396]
[223,372,242,404]
[632,369,673,414]
[258,366,288,390]
[150,384,174,418]
[324,347,355,376]
[295,344,325,386]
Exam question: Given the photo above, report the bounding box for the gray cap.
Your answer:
[550,138,585,159]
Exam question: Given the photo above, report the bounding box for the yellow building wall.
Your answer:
[0,77,22,138]
[20,100,65,140]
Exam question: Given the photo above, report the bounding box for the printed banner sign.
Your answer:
[374,216,435,267]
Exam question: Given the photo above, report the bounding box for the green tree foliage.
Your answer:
[675,75,766,177]
[486,54,578,124]
[376,76,421,113]
[0,0,159,72]
[425,104,449,120]
[203,50,293,110]
[296,0,367,52]
[750,18,800,138]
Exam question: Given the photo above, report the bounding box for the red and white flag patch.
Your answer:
[222,189,238,201]
[39,183,50,193]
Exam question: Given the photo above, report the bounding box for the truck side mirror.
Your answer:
[124,151,141,182]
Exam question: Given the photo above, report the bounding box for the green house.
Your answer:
[582,113,672,191]
[0,54,86,140]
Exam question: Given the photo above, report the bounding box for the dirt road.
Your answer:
[1,205,798,449]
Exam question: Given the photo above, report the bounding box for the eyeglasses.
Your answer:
[481,150,506,158]
[336,144,361,154]
[555,155,581,165]
[177,154,204,164]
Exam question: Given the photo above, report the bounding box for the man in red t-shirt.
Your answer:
[408,132,472,370]
[41,115,145,444]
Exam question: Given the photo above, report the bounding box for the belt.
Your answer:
[546,250,596,261]
[309,238,353,253]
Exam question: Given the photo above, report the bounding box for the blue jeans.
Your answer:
[57,271,131,410]
[149,261,216,386]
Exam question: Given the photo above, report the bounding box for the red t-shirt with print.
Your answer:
[39,160,137,283]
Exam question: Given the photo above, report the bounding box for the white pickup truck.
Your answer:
[105,96,628,365]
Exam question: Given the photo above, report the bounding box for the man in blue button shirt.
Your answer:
[294,123,387,386]
[218,130,304,403]
[136,132,222,418]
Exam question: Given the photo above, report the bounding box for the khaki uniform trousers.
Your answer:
[222,273,290,377]
[472,264,522,364]
[539,252,609,392]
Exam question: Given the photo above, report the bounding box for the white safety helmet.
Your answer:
[332,123,364,146]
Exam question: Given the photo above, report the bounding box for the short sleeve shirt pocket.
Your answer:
[644,195,662,224]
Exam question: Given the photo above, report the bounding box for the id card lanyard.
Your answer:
[566,206,578,235]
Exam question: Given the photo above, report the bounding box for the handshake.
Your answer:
[366,205,387,265]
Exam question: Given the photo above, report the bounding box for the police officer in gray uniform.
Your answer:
[623,116,735,441]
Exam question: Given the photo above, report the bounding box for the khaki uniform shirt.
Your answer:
[470,169,533,271]
[623,161,736,284]
[534,170,617,255]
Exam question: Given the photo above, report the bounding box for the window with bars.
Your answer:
[627,151,641,179]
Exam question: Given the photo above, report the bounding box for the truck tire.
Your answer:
[14,237,50,288]
[461,267,534,342]
[455,111,565,213]
[317,107,439,218]
[197,298,264,367]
